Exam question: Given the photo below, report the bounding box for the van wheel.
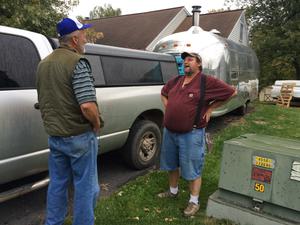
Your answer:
[123,120,161,170]
[235,102,248,115]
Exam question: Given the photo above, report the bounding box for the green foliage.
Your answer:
[90,102,300,225]
[0,0,78,37]
[89,4,121,19]
[226,0,300,88]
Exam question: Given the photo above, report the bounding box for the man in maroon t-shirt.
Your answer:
[158,51,236,217]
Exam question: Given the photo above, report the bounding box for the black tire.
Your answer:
[234,102,248,116]
[123,120,161,170]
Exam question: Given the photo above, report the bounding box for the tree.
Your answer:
[0,0,79,37]
[89,4,121,19]
[85,28,104,43]
[75,16,103,43]
[226,0,300,88]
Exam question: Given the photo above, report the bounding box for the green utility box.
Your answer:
[206,134,300,225]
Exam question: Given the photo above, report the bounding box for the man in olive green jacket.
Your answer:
[36,17,102,225]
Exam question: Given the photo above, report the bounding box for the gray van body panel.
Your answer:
[0,86,165,184]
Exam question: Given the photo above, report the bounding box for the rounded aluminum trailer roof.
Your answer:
[154,26,259,80]
[154,26,225,71]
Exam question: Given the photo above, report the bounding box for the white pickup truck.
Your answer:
[271,80,300,99]
[0,25,178,201]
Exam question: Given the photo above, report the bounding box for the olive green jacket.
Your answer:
[36,47,92,136]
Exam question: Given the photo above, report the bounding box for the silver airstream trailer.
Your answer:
[153,6,259,116]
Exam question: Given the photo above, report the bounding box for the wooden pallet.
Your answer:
[277,83,296,107]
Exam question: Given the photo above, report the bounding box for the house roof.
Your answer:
[87,6,184,50]
[175,9,243,37]
[86,7,244,50]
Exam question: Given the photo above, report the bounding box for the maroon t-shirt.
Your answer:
[161,73,235,133]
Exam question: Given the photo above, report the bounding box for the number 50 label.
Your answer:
[254,183,265,192]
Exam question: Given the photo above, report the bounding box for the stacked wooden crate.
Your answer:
[276,83,296,107]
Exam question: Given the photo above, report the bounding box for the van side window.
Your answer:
[101,56,163,85]
[84,54,106,86]
[160,61,179,82]
[0,33,40,89]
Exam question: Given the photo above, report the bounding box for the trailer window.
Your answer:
[230,51,238,70]
[247,55,254,70]
[230,71,239,80]
[239,54,247,70]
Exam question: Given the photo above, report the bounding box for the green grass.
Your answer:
[67,102,300,225]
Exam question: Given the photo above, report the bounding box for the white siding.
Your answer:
[228,11,249,46]
[146,8,190,51]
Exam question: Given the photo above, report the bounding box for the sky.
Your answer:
[69,0,234,18]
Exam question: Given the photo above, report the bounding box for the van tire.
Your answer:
[123,120,161,170]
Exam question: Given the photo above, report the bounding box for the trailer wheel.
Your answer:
[235,102,248,115]
[123,120,161,169]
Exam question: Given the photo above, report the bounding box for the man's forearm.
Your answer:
[80,102,100,133]
[203,90,237,122]
[161,95,168,109]
[209,90,237,111]
[209,100,226,111]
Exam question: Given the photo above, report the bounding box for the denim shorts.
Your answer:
[160,128,206,180]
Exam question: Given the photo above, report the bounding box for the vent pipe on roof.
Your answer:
[192,5,201,27]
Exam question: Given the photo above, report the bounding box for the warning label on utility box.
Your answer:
[251,167,272,183]
[253,156,275,169]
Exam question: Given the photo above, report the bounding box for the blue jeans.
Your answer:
[160,128,206,180]
[45,131,100,225]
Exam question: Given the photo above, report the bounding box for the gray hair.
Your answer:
[58,30,79,45]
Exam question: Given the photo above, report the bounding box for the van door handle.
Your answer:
[34,103,40,110]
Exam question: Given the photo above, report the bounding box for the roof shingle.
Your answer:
[85,8,243,49]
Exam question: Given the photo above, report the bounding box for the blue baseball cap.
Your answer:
[56,17,92,37]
